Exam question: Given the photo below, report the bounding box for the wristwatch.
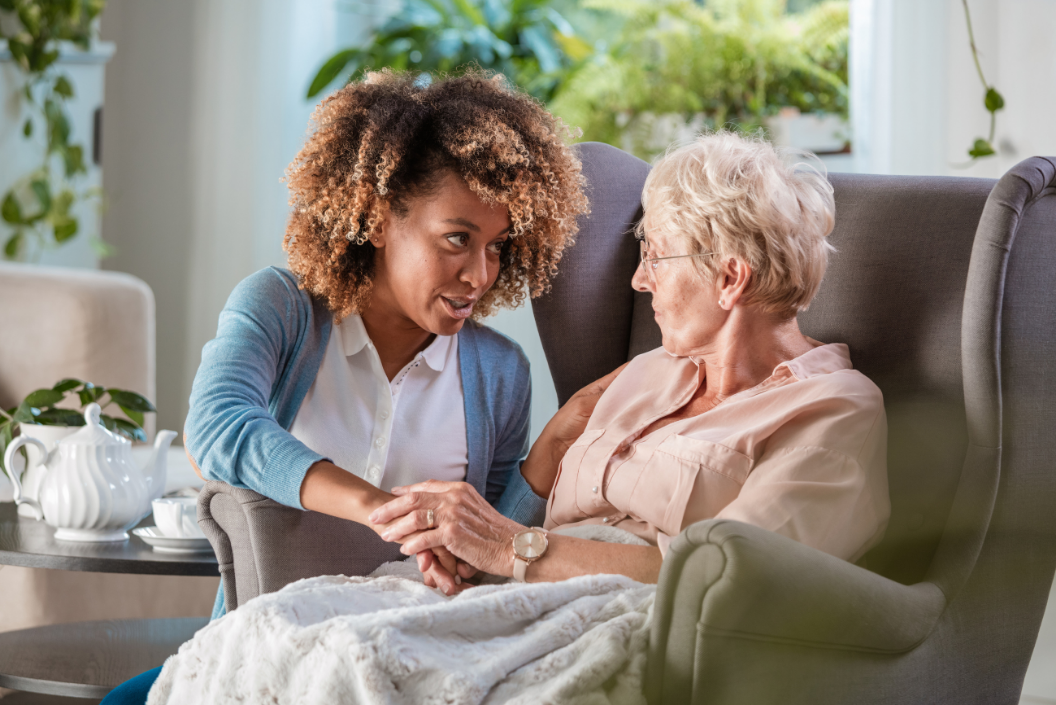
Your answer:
[512,528,549,582]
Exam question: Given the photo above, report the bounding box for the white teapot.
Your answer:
[4,403,177,542]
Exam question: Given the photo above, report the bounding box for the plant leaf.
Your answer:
[35,408,85,425]
[13,401,38,424]
[54,75,74,99]
[53,217,78,242]
[984,87,1004,113]
[22,118,32,137]
[117,404,144,427]
[306,49,361,98]
[24,388,64,408]
[2,192,23,225]
[107,389,157,413]
[45,99,70,151]
[553,33,594,62]
[3,232,22,259]
[451,0,486,25]
[105,416,146,442]
[31,179,51,214]
[53,189,75,217]
[969,138,995,158]
[63,145,85,177]
[53,378,83,393]
[7,39,29,70]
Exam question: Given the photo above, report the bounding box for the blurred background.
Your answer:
[2,3,1056,698]
[2,0,1055,443]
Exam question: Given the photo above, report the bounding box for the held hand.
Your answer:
[370,480,523,578]
[417,547,470,594]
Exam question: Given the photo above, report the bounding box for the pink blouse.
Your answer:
[544,343,890,562]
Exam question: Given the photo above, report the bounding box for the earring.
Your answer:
[719,299,725,307]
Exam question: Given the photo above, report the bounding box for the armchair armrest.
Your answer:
[646,519,947,704]
[196,481,404,611]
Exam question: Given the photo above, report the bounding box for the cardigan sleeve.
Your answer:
[184,269,325,510]
[490,358,548,526]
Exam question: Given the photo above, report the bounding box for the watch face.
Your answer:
[513,530,546,559]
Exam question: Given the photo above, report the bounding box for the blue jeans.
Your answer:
[99,666,161,705]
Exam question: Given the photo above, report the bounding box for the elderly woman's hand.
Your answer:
[520,362,628,497]
[370,480,523,579]
[545,363,627,458]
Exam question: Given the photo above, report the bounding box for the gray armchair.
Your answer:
[198,144,1056,704]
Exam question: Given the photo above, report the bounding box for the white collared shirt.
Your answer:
[288,314,468,492]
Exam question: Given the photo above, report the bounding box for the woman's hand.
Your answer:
[369,480,523,578]
[546,362,628,454]
[520,362,628,496]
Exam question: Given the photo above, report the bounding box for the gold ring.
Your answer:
[426,509,435,529]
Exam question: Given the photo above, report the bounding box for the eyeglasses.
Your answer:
[638,239,715,283]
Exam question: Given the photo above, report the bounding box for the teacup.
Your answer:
[151,497,206,539]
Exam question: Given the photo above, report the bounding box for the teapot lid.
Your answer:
[59,403,129,447]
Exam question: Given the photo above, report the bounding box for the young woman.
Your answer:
[99,70,588,704]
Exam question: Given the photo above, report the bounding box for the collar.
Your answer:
[338,314,453,372]
[776,342,853,380]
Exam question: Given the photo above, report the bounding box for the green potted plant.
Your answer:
[0,378,154,515]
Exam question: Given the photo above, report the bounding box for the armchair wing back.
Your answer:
[533,144,1056,704]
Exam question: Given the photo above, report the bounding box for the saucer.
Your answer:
[132,526,213,554]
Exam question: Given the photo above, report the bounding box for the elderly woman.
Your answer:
[145,132,889,704]
[373,130,890,584]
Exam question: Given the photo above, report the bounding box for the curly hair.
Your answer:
[283,69,590,320]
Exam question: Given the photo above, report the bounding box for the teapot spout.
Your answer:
[143,430,178,502]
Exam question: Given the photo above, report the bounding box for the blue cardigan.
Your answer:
[185,268,547,616]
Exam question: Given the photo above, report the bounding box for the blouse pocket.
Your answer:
[548,429,607,523]
[632,435,752,537]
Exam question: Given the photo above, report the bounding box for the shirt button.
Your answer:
[380,410,389,420]
[375,437,386,448]
[591,486,598,493]
[369,465,380,477]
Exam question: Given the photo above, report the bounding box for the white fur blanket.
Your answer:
[147,527,657,705]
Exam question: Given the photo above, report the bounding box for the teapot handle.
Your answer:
[4,436,47,520]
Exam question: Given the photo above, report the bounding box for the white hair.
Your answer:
[640,130,836,317]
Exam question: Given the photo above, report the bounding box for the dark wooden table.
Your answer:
[0,503,219,698]
[0,503,219,576]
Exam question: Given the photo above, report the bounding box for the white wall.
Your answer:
[851,0,1056,178]
[100,0,361,432]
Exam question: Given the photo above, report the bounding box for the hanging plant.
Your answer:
[0,0,108,261]
[961,0,1004,159]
